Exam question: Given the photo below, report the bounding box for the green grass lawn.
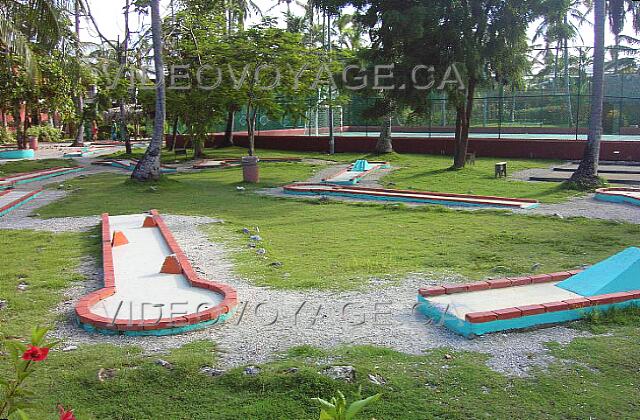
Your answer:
[1,235,640,420]
[380,154,581,204]
[0,159,77,177]
[37,160,639,290]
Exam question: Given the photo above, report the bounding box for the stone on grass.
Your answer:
[97,368,118,382]
[367,373,387,386]
[256,248,267,256]
[242,228,251,235]
[249,235,262,242]
[155,359,174,370]
[17,282,28,292]
[0,300,7,310]
[284,367,299,374]
[270,261,283,268]
[244,366,261,376]
[200,367,225,377]
[320,366,356,382]
[62,345,78,352]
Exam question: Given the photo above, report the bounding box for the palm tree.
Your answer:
[131,0,165,181]
[569,0,605,187]
[570,0,640,186]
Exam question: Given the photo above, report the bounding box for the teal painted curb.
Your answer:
[0,149,35,159]
[417,295,640,338]
[285,189,539,209]
[596,193,640,207]
[77,307,237,337]
[13,168,84,186]
[0,191,43,217]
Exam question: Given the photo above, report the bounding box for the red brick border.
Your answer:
[0,167,79,184]
[419,271,577,297]
[284,183,539,208]
[464,290,640,323]
[75,211,238,332]
[0,189,43,215]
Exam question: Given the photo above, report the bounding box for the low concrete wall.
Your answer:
[166,133,640,161]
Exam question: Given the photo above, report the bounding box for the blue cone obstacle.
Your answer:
[557,247,640,296]
[352,160,373,172]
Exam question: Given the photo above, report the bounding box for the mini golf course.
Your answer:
[418,248,640,337]
[75,210,237,336]
[0,166,83,190]
[93,159,178,174]
[322,160,390,185]
[596,187,640,207]
[0,189,43,217]
[283,183,540,209]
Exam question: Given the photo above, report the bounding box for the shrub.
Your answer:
[25,125,63,143]
[0,127,14,144]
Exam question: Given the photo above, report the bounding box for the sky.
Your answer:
[81,0,635,51]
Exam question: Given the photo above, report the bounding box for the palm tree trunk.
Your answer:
[132,0,165,181]
[120,0,131,154]
[71,0,85,147]
[375,115,393,154]
[569,0,605,188]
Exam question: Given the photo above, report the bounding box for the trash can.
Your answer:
[242,156,260,183]
[28,136,38,151]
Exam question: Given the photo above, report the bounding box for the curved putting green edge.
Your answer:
[76,306,237,337]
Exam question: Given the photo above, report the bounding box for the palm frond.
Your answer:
[0,12,39,80]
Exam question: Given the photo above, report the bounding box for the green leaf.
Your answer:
[311,398,337,416]
[319,409,335,420]
[345,393,381,420]
[30,327,48,346]
[13,408,31,420]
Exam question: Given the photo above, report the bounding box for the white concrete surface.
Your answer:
[90,214,223,322]
[427,282,581,320]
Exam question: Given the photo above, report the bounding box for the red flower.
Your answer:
[21,345,50,362]
[58,405,77,420]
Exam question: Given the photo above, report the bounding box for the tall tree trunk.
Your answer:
[132,0,165,181]
[169,115,179,151]
[120,0,132,154]
[563,35,573,126]
[246,104,257,157]
[375,115,393,154]
[71,0,85,147]
[452,78,476,169]
[569,0,605,188]
[221,108,235,147]
[12,106,24,150]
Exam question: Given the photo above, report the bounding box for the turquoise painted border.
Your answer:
[596,192,640,207]
[77,306,237,337]
[0,191,43,217]
[13,168,84,186]
[285,189,539,209]
[0,150,35,159]
[417,295,640,338]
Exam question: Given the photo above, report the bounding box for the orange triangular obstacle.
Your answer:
[161,254,182,274]
[111,231,129,247]
[142,215,157,228]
